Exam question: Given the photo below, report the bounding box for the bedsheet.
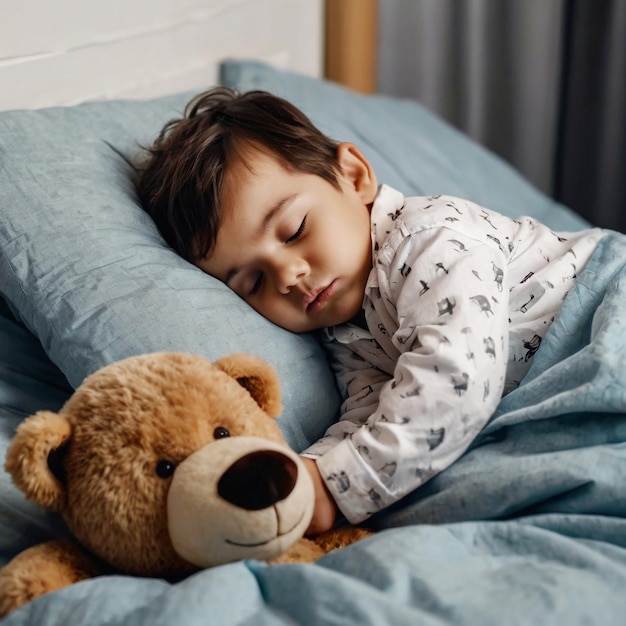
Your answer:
[2,231,626,625]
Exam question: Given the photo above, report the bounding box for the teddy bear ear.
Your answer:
[214,353,283,418]
[4,411,72,512]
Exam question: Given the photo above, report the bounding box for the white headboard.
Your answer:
[0,0,323,111]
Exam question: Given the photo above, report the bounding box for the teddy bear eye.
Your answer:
[155,460,176,479]
[213,426,230,439]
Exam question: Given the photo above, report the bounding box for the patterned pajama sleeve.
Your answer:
[315,225,510,523]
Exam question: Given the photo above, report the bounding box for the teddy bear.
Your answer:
[0,352,372,617]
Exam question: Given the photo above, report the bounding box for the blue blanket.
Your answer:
[3,232,626,625]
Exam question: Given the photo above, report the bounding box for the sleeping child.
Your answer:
[136,87,605,535]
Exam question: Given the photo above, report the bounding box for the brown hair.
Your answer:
[136,87,341,262]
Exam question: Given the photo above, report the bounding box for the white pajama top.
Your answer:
[303,185,605,524]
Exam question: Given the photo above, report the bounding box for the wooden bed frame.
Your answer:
[325,0,378,94]
[0,0,378,112]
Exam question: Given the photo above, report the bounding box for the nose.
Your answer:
[217,450,298,510]
[273,253,308,295]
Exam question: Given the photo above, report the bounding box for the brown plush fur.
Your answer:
[0,541,104,617]
[0,352,370,617]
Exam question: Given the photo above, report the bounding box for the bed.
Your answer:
[2,1,626,624]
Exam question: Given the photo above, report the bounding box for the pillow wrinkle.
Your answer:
[0,83,340,454]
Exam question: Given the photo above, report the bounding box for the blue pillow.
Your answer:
[0,92,339,453]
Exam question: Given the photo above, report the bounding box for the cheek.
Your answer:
[340,213,371,260]
[253,296,293,328]
[341,199,371,240]
[65,459,185,575]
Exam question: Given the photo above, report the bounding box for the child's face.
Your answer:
[197,143,377,333]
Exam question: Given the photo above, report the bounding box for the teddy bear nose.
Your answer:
[217,450,298,510]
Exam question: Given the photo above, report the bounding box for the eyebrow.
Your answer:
[225,193,298,285]
[261,193,298,232]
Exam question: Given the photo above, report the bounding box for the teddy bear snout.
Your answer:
[217,450,297,511]
[167,436,315,567]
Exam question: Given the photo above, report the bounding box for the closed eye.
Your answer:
[248,216,306,296]
[248,272,263,296]
[286,216,307,244]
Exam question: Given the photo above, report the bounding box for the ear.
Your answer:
[214,353,283,418]
[336,142,378,205]
[5,411,72,511]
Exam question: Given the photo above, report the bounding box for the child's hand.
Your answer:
[300,457,338,535]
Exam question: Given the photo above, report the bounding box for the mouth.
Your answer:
[224,510,307,548]
[304,280,336,314]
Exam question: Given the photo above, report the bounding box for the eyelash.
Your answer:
[248,217,307,297]
[286,216,307,243]
[249,273,263,296]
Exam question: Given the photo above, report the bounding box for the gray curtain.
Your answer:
[377,0,625,231]
[556,0,626,229]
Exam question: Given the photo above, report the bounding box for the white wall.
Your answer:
[0,0,323,111]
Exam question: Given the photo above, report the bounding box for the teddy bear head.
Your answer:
[5,352,315,577]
